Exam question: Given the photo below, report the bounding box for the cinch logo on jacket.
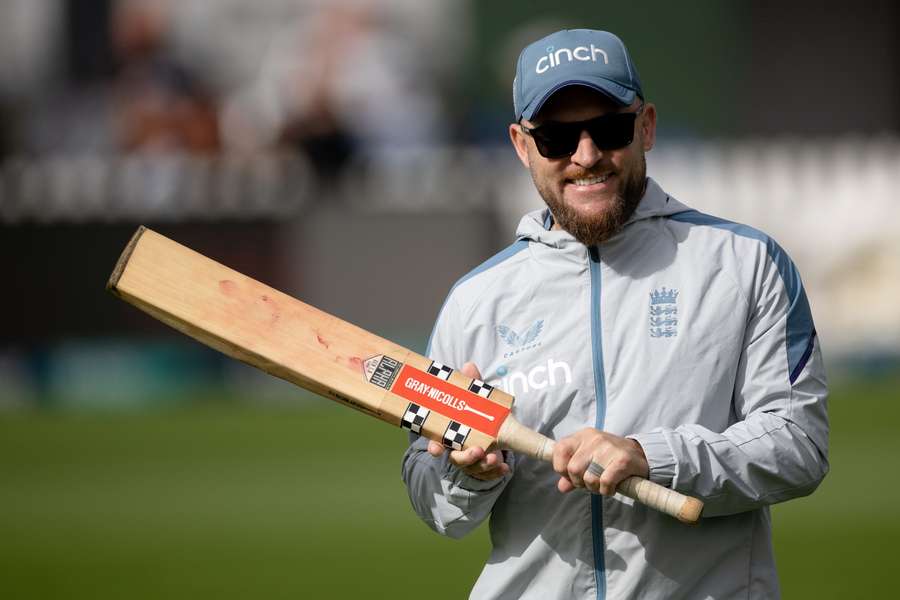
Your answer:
[535,45,609,74]
[489,359,573,396]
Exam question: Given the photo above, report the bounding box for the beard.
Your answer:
[533,152,647,246]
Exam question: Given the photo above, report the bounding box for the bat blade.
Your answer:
[107,226,512,452]
[107,226,703,524]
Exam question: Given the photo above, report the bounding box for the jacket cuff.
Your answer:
[628,431,677,488]
[443,450,515,492]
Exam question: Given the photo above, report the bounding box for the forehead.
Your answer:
[533,86,623,123]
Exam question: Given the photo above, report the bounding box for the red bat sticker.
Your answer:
[363,355,509,436]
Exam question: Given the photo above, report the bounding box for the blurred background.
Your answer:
[1,0,897,598]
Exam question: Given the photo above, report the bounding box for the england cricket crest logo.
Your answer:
[649,287,679,338]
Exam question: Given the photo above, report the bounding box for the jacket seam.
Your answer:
[682,419,790,448]
[699,475,823,503]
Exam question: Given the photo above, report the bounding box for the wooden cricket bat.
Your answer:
[107,227,703,524]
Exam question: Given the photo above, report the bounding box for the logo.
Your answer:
[649,287,679,338]
[535,44,609,74]
[497,320,544,358]
[364,355,402,389]
[488,358,572,396]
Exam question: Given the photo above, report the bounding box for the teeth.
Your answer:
[572,174,611,186]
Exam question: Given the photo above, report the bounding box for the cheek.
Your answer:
[528,152,563,183]
[615,148,641,172]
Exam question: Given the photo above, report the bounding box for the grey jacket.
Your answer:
[401,178,829,599]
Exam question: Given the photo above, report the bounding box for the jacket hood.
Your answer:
[515,177,690,248]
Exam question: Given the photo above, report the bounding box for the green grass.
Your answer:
[0,400,490,599]
[1,376,897,598]
[772,375,899,598]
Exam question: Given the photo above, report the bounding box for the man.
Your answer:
[402,29,828,599]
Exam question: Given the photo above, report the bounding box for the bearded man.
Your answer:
[402,29,829,600]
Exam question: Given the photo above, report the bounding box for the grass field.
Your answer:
[1,375,896,598]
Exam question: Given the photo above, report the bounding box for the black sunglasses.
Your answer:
[521,102,644,159]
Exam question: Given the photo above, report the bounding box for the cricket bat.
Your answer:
[107,227,703,524]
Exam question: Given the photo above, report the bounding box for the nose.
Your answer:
[570,129,602,168]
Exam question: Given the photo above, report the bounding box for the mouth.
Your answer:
[565,172,616,192]
[569,173,612,186]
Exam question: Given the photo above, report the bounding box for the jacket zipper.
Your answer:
[588,245,607,600]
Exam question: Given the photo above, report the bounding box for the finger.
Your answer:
[557,476,575,493]
[583,461,605,494]
[475,450,506,471]
[597,456,631,496]
[552,438,577,477]
[449,446,485,467]
[466,464,508,481]
[566,447,594,489]
[460,361,483,381]
[427,440,447,457]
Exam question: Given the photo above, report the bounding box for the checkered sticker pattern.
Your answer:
[427,361,453,381]
[467,379,494,398]
[400,402,430,434]
[442,421,471,451]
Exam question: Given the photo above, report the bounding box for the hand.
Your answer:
[426,361,510,481]
[552,428,649,496]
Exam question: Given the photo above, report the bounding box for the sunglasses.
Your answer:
[521,102,644,159]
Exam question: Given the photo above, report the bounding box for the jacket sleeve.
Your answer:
[630,244,829,517]
[400,293,515,538]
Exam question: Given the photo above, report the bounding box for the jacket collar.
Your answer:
[515,177,690,248]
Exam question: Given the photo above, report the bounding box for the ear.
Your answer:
[639,103,657,152]
[508,123,532,168]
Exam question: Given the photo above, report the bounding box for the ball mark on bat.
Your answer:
[259,294,280,324]
[219,279,238,295]
[315,333,330,349]
[347,356,364,373]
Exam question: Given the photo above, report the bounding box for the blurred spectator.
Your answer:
[112,0,219,154]
[220,1,444,179]
[0,0,63,155]
[274,4,365,179]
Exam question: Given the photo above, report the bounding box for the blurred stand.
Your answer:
[1,1,898,410]
[2,141,899,409]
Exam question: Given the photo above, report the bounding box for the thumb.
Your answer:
[460,361,483,381]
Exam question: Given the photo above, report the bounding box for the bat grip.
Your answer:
[496,415,703,524]
[615,475,704,525]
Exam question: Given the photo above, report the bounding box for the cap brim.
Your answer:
[520,77,637,121]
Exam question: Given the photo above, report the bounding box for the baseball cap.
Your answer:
[513,29,643,122]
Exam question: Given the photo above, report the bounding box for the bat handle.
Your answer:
[615,476,704,525]
[496,415,703,524]
[496,413,555,462]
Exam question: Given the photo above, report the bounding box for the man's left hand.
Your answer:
[552,429,650,496]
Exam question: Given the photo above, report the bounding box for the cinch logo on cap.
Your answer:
[535,45,609,74]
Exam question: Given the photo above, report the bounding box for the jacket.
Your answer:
[401,177,829,599]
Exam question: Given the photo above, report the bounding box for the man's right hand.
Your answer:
[425,361,510,481]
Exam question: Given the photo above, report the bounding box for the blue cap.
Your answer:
[513,29,643,121]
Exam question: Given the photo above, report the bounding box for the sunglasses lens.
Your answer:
[588,113,637,151]
[531,125,580,158]
[530,113,638,158]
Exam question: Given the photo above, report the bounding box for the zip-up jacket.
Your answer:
[401,178,829,599]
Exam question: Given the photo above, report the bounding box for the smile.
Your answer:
[570,174,612,186]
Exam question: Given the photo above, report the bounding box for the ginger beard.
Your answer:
[530,148,647,247]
